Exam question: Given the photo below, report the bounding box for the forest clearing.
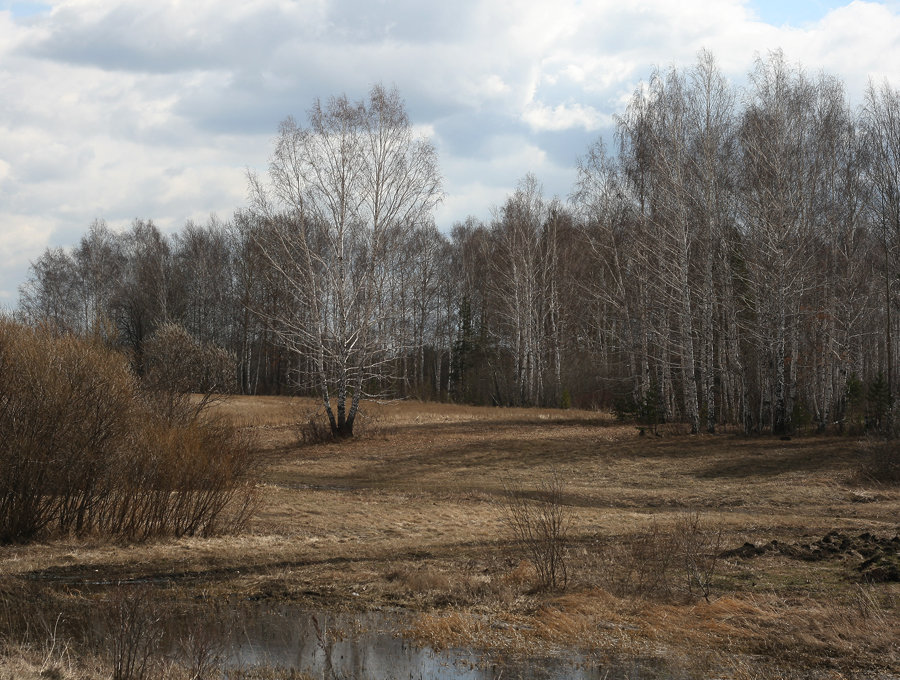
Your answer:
[1,396,897,679]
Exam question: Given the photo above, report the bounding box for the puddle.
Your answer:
[42,590,676,679]
[223,606,659,680]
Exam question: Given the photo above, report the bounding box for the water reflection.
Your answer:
[227,606,618,680]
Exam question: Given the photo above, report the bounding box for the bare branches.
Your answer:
[13,52,900,432]
[248,84,442,437]
[0,321,257,543]
[500,472,570,591]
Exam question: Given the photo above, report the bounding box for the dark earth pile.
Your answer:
[722,531,900,582]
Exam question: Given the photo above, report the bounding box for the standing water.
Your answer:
[223,606,663,679]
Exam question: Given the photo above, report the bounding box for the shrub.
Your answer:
[500,473,570,591]
[296,409,335,445]
[673,511,723,602]
[854,438,900,487]
[598,518,676,599]
[597,511,723,602]
[0,320,256,543]
[97,419,257,539]
[104,587,163,680]
[142,322,237,424]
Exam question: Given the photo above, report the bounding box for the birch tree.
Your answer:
[490,174,549,406]
[643,67,703,433]
[739,52,816,434]
[863,80,900,426]
[248,84,441,437]
[685,52,738,433]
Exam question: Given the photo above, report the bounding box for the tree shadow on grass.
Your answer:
[694,438,855,479]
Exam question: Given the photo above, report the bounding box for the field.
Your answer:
[1,396,898,679]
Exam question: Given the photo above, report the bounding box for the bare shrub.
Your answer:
[598,519,676,599]
[673,511,723,602]
[142,322,237,424]
[500,472,570,591]
[295,404,386,445]
[103,587,163,680]
[296,408,335,445]
[99,419,258,539]
[172,599,233,680]
[598,511,723,602]
[0,321,136,541]
[854,438,900,486]
[0,320,257,543]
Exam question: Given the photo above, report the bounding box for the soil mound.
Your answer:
[721,531,900,582]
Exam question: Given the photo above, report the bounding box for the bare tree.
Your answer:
[18,247,79,331]
[72,219,126,339]
[571,137,645,410]
[614,55,736,434]
[248,84,442,437]
[490,174,550,406]
[448,218,493,404]
[172,217,234,348]
[739,51,817,434]
[112,219,176,376]
[406,220,448,398]
[15,51,899,432]
[642,66,703,433]
[863,80,900,427]
[686,51,738,433]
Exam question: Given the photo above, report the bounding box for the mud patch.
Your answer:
[721,531,900,582]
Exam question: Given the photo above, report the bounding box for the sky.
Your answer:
[2,0,900,306]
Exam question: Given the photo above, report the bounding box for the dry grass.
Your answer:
[1,395,898,677]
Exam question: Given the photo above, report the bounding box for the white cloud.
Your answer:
[522,102,612,132]
[0,214,57,303]
[2,0,900,303]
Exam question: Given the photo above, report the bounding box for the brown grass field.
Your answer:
[1,396,898,679]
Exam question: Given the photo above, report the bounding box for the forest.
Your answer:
[14,50,900,437]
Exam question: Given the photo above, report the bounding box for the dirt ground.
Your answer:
[2,396,898,679]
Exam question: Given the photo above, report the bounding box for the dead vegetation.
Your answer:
[593,511,724,603]
[0,395,897,678]
[853,437,900,487]
[499,471,570,591]
[0,321,258,543]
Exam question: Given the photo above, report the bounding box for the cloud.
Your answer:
[21,0,328,73]
[522,102,612,132]
[0,214,57,304]
[2,0,900,306]
[801,1,900,97]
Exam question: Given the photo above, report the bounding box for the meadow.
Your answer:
[1,396,897,679]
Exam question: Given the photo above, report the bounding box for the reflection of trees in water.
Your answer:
[311,614,336,680]
[226,606,609,680]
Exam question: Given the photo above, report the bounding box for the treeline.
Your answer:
[17,51,900,434]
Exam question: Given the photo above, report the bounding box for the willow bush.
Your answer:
[0,320,256,543]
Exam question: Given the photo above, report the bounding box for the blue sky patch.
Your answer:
[2,1,51,19]
[748,0,854,26]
